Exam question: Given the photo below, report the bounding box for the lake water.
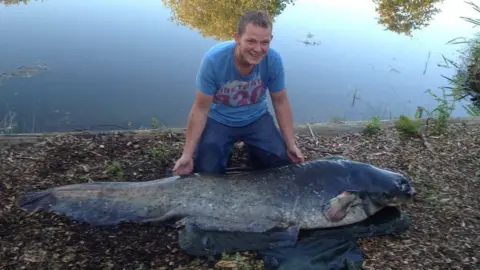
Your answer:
[0,0,477,133]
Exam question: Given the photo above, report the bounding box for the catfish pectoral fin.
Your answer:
[184,216,278,233]
[323,191,359,222]
[138,209,186,225]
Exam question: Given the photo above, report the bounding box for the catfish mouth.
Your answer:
[372,174,416,206]
[369,186,416,207]
[398,174,416,197]
[390,176,416,204]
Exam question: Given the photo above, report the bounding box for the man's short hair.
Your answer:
[237,9,272,36]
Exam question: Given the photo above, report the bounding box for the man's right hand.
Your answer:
[173,90,212,176]
[172,154,194,176]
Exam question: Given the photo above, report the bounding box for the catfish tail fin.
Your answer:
[16,189,57,212]
[15,186,154,227]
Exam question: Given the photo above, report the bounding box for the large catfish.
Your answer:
[16,157,415,233]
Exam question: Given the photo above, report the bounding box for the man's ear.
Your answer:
[233,32,240,43]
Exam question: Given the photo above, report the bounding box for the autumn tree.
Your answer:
[0,0,30,5]
[161,0,296,41]
[372,0,445,36]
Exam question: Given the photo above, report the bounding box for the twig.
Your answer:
[31,109,36,133]
[420,132,435,154]
[420,118,435,154]
[14,156,43,162]
[306,122,320,146]
[423,51,431,75]
[306,122,316,139]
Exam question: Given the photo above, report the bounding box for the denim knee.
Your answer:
[192,117,236,174]
[246,144,292,170]
[241,112,292,169]
[193,142,231,174]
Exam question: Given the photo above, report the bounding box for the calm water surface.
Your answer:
[0,0,477,132]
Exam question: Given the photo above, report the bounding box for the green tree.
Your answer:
[161,0,296,41]
[372,0,444,36]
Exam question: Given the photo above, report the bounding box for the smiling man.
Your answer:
[173,9,304,175]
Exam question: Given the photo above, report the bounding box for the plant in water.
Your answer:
[440,1,480,114]
[0,110,17,134]
[330,115,345,123]
[363,116,382,135]
[151,117,159,129]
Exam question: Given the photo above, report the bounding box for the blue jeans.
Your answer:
[193,112,292,174]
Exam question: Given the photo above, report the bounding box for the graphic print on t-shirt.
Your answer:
[213,73,266,107]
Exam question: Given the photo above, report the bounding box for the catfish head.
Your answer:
[320,159,416,205]
[361,165,416,207]
[318,160,416,223]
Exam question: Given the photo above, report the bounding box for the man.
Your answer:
[173,9,304,175]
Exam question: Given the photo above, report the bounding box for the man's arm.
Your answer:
[267,50,297,148]
[271,90,296,148]
[182,90,212,157]
[181,55,216,158]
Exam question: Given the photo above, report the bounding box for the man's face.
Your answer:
[234,23,272,66]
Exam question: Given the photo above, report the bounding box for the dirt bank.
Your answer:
[1,121,479,269]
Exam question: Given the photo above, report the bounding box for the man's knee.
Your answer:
[242,113,292,169]
[193,118,234,174]
[246,145,291,170]
[193,142,230,174]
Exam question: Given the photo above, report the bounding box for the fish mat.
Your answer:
[178,206,410,270]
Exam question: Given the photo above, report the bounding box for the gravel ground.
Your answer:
[1,123,479,269]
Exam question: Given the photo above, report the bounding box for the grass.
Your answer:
[105,160,124,180]
[215,252,264,269]
[394,115,421,137]
[146,146,167,161]
[363,116,382,135]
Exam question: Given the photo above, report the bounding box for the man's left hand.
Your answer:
[287,144,304,163]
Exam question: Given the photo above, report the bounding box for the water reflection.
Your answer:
[0,0,30,5]
[1,0,446,39]
[0,63,48,85]
[161,0,296,41]
[372,0,445,36]
[160,0,445,39]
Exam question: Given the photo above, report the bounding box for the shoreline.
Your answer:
[2,116,480,147]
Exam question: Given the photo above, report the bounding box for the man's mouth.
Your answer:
[249,52,261,59]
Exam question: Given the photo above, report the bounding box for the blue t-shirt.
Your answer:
[195,40,285,127]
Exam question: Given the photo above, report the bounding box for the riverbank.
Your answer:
[2,116,480,147]
[1,117,479,269]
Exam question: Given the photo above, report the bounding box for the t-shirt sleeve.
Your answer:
[267,50,286,93]
[195,54,217,95]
